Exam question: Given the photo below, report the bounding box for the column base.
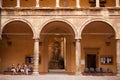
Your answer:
[116,6,120,7]
[16,6,20,8]
[32,72,40,75]
[75,72,82,75]
[117,74,120,77]
[76,6,81,8]
[36,5,40,8]
[56,6,60,8]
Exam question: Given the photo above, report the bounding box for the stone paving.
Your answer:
[0,74,120,80]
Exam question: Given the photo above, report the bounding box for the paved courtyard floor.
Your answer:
[0,74,120,80]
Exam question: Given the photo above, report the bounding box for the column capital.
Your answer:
[34,38,39,41]
[33,37,40,40]
[116,39,120,40]
[75,38,81,41]
[75,36,82,40]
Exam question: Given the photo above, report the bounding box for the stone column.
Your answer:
[76,0,80,8]
[36,0,40,7]
[76,39,81,75]
[96,0,100,7]
[56,0,60,7]
[116,0,120,7]
[0,0,1,8]
[33,38,39,75]
[0,34,2,40]
[16,0,20,7]
[116,39,120,76]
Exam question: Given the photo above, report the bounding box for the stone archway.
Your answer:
[80,21,116,75]
[79,18,118,39]
[1,18,35,37]
[39,21,76,74]
[0,20,34,73]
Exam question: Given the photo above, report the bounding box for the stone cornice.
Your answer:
[1,7,120,16]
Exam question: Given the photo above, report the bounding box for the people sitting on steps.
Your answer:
[4,63,33,75]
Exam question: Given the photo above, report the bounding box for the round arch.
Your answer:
[38,18,78,39]
[79,18,118,39]
[1,18,36,38]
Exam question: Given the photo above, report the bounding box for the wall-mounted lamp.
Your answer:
[7,39,12,46]
[0,58,1,63]
[39,42,42,46]
[105,39,111,46]
[2,34,12,46]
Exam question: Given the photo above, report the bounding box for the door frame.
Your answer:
[84,48,99,68]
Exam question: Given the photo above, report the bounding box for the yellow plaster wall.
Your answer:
[105,0,115,7]
[0,36,34,72]
[81,35,116,73]
[20,0,36,7]
[60,0,76,7]
[2,0,17,7]
[40,0,56,7]
[80,0,90,7]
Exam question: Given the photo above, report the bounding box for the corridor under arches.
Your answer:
[39,21,76,74]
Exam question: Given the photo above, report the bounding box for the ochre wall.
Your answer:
[80,0,90,7]
[60,0,76,7]
[2,0,116,7]
[20,0,36,7]
[2,0,17,7]
[81,35,116,73]
[0,36,34,72]
[40,0,56,7]
[105,0,115,7]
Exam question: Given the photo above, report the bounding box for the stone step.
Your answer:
[0,75,119,80]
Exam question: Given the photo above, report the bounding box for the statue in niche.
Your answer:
[51,41,61,61]
[49,40,64,69]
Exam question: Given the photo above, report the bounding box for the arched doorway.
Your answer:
[81,21,116,74]
[40,21,75,74]
[0,21,34,73]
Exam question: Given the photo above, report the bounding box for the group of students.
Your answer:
[10,63,32,75]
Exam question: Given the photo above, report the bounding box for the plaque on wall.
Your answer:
[25,56,41,64]
[101,56,113,64]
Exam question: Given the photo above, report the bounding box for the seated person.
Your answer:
[11,64,17,75]
[16,64,21,72]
